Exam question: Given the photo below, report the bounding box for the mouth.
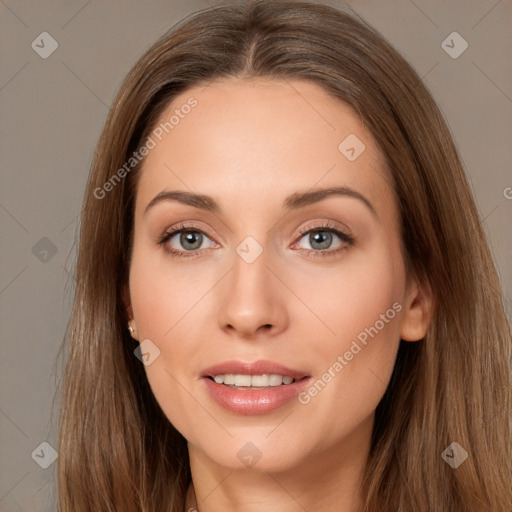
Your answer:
[200,360,312,414]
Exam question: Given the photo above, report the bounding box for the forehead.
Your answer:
[134,77,393,218]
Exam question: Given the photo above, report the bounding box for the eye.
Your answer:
[158,223,217,258]
[293,222,355,257]
[158,221,355,259]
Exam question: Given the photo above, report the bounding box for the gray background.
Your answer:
[1,0,511,510]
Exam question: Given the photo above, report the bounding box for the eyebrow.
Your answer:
[144,186,377,218]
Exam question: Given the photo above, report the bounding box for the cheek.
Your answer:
[292,245,405,439]
[128,239,212,339]
[290,240,405,350]
[127,243,218,435]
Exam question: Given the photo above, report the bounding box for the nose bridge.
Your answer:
[232,236,270,293]
[217,234,288,336]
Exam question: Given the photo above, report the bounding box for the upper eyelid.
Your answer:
[296,221,351,235]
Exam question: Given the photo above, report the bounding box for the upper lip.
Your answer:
[201,360,310,380]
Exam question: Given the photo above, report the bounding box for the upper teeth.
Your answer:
[212,374,295,386]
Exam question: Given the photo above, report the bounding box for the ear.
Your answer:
[122,283,139,340]
[122,283,133,321]
[400,275,434,342]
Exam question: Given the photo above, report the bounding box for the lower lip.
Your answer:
[202,377,311,415]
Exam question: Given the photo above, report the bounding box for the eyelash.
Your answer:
[295,222,355,258]
[157,221,355,259]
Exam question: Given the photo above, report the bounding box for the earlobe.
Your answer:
[400,277,434,342]
[127,323,139,341]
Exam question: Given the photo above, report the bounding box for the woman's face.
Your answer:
[126,78,429,473]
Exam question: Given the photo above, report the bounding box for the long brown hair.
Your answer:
[57,1,512,510]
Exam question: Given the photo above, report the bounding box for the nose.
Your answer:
[217,245,289,339]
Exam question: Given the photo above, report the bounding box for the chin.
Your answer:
[195,434,312,474]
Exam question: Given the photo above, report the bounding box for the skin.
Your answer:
[124,78,432,512]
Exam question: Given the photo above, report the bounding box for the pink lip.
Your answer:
[200,360,312,415]
[200,360,309,380]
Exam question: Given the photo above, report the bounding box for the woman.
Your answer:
[57,1,512,511]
